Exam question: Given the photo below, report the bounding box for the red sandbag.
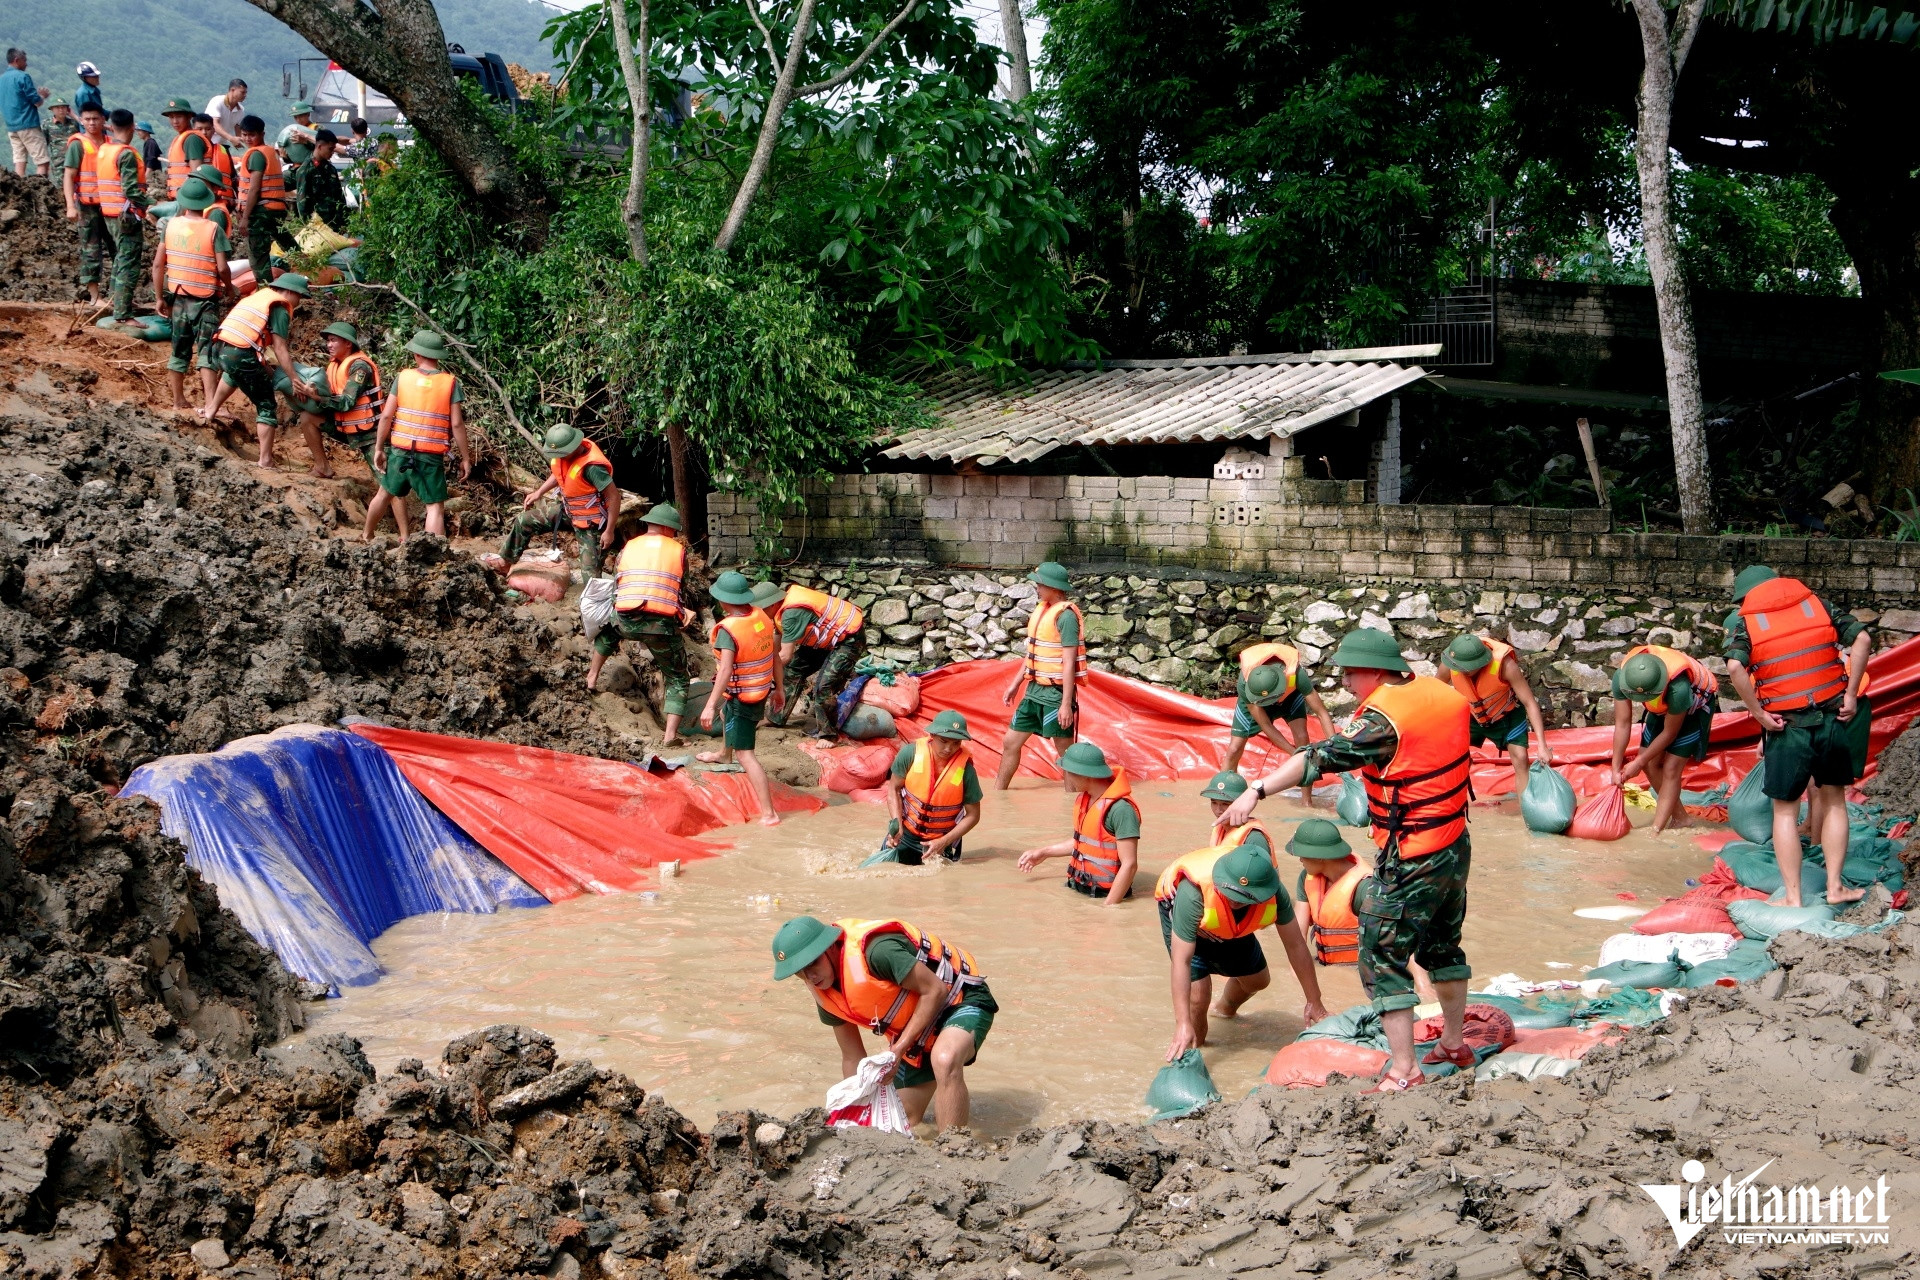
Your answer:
[1412,1004,1517,1054]
[1264,1039,1390,1089]
[1507,1026,1622,1061]
[848,786,890,806]
[1694,857,1771,902]
[861,674,922,719]
[819,742,899,793]
[1565,786,1631,841]
[507,571,566,603]
[1693,829,1740,853]
[1631,889,1742,938]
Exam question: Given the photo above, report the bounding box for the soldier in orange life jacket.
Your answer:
[591,504,696,743]
[1154,771,1328,1059]
[995,561,1082,789]
[1608,645,1720,833]
[61,102,109,304]
[291,322,383,478]
[1016,741,1139,905]
[365,330,474,542]
[1724,565,1873,907]
[1222,627,1475,1093]
[772,915,997,1132]
[198,272,319,461]
[1222,645,1335,800]
[147,177,231,412]
[1439,633,1553,781]
[97,109,153,327]
[872,711,982,866]
[771,579,867,737]
[480,425,620,577]
[699,571,786,825]
[234,115,288,283]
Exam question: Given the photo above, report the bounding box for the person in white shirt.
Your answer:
[205,79,248,149]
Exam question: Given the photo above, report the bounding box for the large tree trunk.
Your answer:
[1828,178,1920,504]
[1631,0,1713,533]
[242,0,549,240]
[999,0,1032,102]
[608,0,651,264]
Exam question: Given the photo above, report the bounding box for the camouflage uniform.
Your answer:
[104,144,151,320]
[46,115,79,187]
[774,625,866,729]
[593,612,692,716]
[65,133,107,288]
[1301,712,1473,1014]
[295,155,350,231]
[501,500,606,576]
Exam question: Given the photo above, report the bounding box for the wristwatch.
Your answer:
[1252,780,1266,799]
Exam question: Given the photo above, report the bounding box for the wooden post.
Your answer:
[1576,417,1609,507]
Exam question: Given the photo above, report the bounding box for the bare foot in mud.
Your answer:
[760,813,782,827]
[696,750,725,764]
[1827,885,1867,905]
[311,464,335,479]
[661,737,686,749]
[1209,1000,1238,1019]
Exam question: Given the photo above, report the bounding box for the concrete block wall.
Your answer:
[707,473,1920,599]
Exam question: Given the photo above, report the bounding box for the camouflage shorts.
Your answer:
[1358,833,1472,1013]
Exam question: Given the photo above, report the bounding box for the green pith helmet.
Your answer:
[1442,634,1494,673]
[750,580,785,610]
[1287,817,1352,860]
[771,916,843,979]
[540,424,586,459]
[927,710,972,740]
[1328,627,1410,673]
[405,329,449,359]
[1214,844,1281,905]
[1732,565,1777,603]
[49,97,68,109]
[1618,652,1670,702]
[194,163,229,192]
[272,272,311,297]
[1060,741,1112,779]
[163,97,194,116]
[174,178,215,211]
[641,502,682,531]
[1028,561,1071,591]
[1199,770,1247,802]
[291,100,314,116]
[711,569,757,605]
[320,321,360,346]
[1246,662,1293,706]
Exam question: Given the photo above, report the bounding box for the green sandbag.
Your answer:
[1728,767,1772,843]
[1734,904,1904,941]
[1806,834,1906,892]
[1720,841,1827,900]
[1336,773,1368,827]
[841,704,897,741]
[1586,951,1689,989]
[1725,897,1838,940]
[1145,1050,1221,1121]
[1297,1004,1388,1050]
[1520,762,1576,835]
[1680,937,1776,987]
[273,361,328,415]
[1464,991,1584,1030]
[1575,985,1666,1025]
[860,845,900,867]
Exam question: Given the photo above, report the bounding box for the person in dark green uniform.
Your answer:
[1016,741,1140,904]
[1223,660,1336,795]
[484,425,619,575]
[44,98,76,188]
[235,115,284,282]
[61,103,108,305]
[295,321,382,474]
[199,272,317,447]
[588,504,697,744]
[773,914,997,1131]
[699,570,785,825]
[994,561,1081,789]
[873,710,983,866]
[150,177,231,411]
[770,582,868,736]
[294,129,350,230]
[102,109,152,326]
[160,98,206,187]
[192,163,234,236]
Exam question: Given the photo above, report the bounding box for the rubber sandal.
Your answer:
[703,762,744,774]
[1363,1068,1426,1094]
[1421,1042,1475,1069]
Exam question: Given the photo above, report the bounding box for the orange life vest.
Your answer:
[1153,822,1280,941]
[214,287,291,353]
[614,533,686,616]
[391,369,456,454]
[901,741,972,841]
[1024,599,1085,686]
[243,145,287,211]
[1358,676,1473,859]
[203,141,235,191]
[1302,859,1366,966]
[1739,577,1849,713]
[807,919,985,1067]
[1068,771,1134,894]
[782,584,866,649]
[326,355,383,434]
[165,131,203,195]
[1446,636,1521,725]
[1622,643,1719,717]
[162,216,220,298]
[1239,642,1300,698]
[95,141,145,217]
[712,609,777,703]
[551,440,614,529]
[73,134,102,205]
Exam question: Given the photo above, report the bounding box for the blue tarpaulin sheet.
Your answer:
[124,725,545,988]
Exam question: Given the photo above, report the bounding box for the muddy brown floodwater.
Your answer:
[301,778,1696,1130]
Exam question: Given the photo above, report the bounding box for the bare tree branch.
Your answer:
[607,0,652,265]
[713,0,822,253]
[998,0,1031,102]
[745,0,784,68]
[795,0,920,97]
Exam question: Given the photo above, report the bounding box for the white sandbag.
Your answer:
[1475,1052,1582,1083]
[1596,931,1738,969]
[580,575,617,640]
[823,1053,911,1135]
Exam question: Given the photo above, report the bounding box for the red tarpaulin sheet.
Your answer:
[351,724,824,901]
[886,638,1920,798]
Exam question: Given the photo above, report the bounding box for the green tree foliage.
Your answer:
[545,0,1091,370]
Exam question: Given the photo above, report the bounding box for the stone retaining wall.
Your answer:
[773,562,1914,727]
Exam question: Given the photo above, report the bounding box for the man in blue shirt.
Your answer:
[3,48,52,178]
[72,63,104,118]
